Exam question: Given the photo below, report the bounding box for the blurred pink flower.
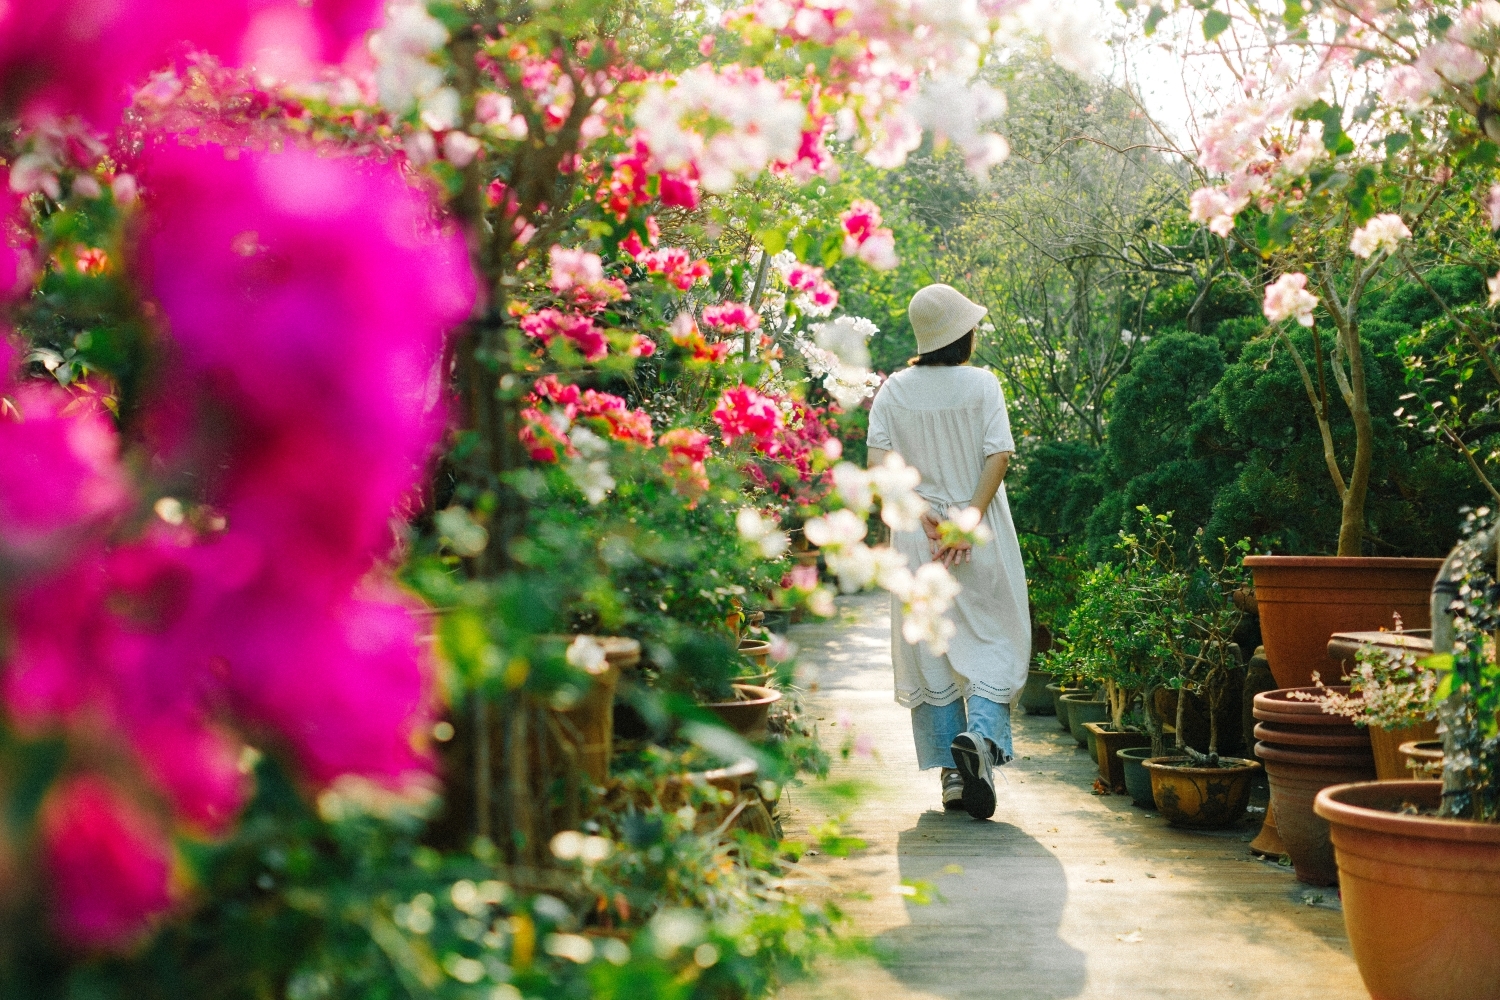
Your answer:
[548,245,606,293]
[0,374,131,568]
[712,385,783,453]
[701,301,761,333]
[40,775,174,950]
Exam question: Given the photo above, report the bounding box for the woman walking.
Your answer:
[866,284,1031,820]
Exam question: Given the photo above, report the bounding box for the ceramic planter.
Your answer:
[703,684,782,741]
[1086,723,1152,792]
[1117,747,1157,808]
[1047,682,1084,731]
[1242,556,1444,689]
[1061,694,1108,749]
[1020,669,1056,715]
[554,635,640,785]
[1142,756,1261,828]
[1315,781,1500,1000]
[738,638,771,669]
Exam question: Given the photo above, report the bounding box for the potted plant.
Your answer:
[1315,510,1500,1000]
[1121,510,1261,827]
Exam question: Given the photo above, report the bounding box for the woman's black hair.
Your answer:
[909,329,975,367]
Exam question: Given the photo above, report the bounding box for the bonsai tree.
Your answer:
[1068,560,1166,744]
[1118,509,1247,760]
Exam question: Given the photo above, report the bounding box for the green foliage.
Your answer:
[1009,440,1102,541]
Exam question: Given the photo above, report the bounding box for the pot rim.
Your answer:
[1142,755,1262,775]
[1058,692,1106,703]
[1252,722,1372,747]
[738,638,771,650]
[1313,780,1500,843]
[1243,555,1446,570]
[1255,741,1376,767]
[1083,721,1148,735]
[702,683,782,709]
[1117,746,1157,760]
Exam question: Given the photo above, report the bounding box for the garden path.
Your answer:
[777,592,1369,1000]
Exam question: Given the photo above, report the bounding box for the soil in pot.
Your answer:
[1087,724,1152,792]
[1047,683,1084,731]
[1257,741,1377,885]
[703,684,782,741]
[1315,780,1500,1000]
[1061,694,1108,749]
[1020,669,1056,715]
[1243,556,1444,689]
[1142,756,1261,828]
[1117,747,1158,808]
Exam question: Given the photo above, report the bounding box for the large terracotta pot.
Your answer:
[1258,743,1377,885]
[1370,718,1441,780]
[703,684,782,740]
[1243,556,1444,689]
[1143,756,1261,828]
[1315,781,1500,1000]
[1254,685,1377,884]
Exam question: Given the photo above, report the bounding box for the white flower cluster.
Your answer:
[1349,213,1411,259]
[368,1,460,130]
[800,454,963,654]
[634,65,806,193]
[736,508,791,559]
[795,315,883,409]
[1262,272,1318,327]
[566,426,615,505]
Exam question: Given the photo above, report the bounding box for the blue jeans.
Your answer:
[911,696,1012,770]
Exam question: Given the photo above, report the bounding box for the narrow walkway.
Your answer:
[779,593,1367,1000]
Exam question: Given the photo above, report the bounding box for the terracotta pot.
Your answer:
[738,638,771,669]
[1399,740,1444,779]
[1257,740,1377,885]
[1086,723,1152,792]
[1243,556,1444,689]
[1117,747,1157,808]
[1253,721,1372,749]
[703,684,782,740]
[554,636,640,786]
[1315,781,1500,1000]
[1047,683,1084,731]
[1370,718,1441,781]
[1143,756,1261,828]
[1020,669,1056,715]
[1061,694,1107,749]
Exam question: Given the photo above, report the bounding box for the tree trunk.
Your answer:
[1143,682,1167,758]
[1338,328,1373,555]
[1174,684,1187,751]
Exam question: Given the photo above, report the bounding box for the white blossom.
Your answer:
[736,508,790,559]
[1349,213,1411,259]
[369,1,450,116]
[1263,272,1318,327]
[566,635,609,675]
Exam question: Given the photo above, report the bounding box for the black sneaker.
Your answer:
[950,731,996,820]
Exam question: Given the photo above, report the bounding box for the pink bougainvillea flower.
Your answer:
[40,775,174,950]
[0,177,35,299]
[627,333,657,357]
[712,384,784,454]
[548,245,606,293]
[129,718,251,836]
[577,389,654,446]
[528,374,581,410]
[701,301,761,333]
[0,375,131,568]
[520,308,609,362]
[659,427,712,499]
[135,142,474,593]
[669,312,730,362]
[0,1,383,124]
[619,229,647,260]
[640,247,711,290]
[519,406,575,463]
[839,199,898,270]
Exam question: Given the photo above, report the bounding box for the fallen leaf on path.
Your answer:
[1117,930,1143,943]
[1086,878,1115,883]
[941,864,964,875]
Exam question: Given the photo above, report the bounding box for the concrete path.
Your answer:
[778,593,1369,1000]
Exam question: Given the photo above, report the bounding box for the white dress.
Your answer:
[866,365,1032,707]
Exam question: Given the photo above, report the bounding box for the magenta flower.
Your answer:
[701,302,761,333]
[0,364,131,569]
[712,385,784,453]
[40,775,174,950]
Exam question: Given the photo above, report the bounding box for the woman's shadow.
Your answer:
[875,810,1087,1000]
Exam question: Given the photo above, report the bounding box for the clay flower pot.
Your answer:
[1370,719,1441,781]
[1061,693,1107,749]
[1086,723,1152,792]
[1242,556,1443,690]
[554,635,640,785]
[1142,756,1261,828]
[1398,739,1444,778]
[1117,747,1157,808]
[1315,781,1500,1000]
[738,637,771,669]
[1254,685,1377,884]
[703,683,782,741]
[1020,669,1056,715]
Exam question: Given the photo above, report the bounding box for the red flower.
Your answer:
[712,385,784,453]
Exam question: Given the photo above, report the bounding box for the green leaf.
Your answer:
[1144,5,1167,34]
[1384,132,1411,156]
[1202,9,1231,38]
[1283,0,1305,27]
[759,228,787,256]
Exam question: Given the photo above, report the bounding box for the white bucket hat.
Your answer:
[908,284,987,355]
